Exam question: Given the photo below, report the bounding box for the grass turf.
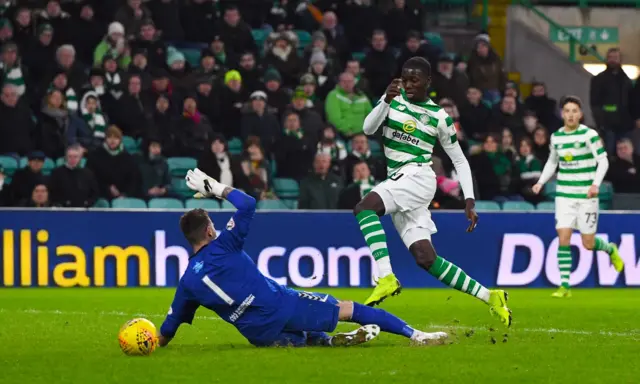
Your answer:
[0,288,638,384]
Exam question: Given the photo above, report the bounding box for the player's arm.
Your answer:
[437,117,477,231]
[362,79,403,135]
[158,284,199,347]
[586,130,609,197]
[532,140,559,194]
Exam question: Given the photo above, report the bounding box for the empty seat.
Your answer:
[273,178,299,199]
[0,156,18,176]
[599,182,614,201]
[148,198,184,209]
[474,201,501,211]
[171,178,193,198]
[221,200,236,209]
[502,201,535,212]
[185,198,220,210]
[180,48,201,67]
[295,30,312,48]
[123,136,140,154]
[93,198,110,208]
[543,180,557,199]
[167,157,197,177]
[228,137,243,155]
[536,201,555,211]
[257,200,290,210]
[111,197,147,209]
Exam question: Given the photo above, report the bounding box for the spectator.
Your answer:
[459,86,491,141]
[523,109,543,137]
[147,0,183,41]
[300,73,325,116]
[532,126,550,164]
[94,22,131,69]
[128,47,152,90]
[216,6,257,57]
[181,0,217,43]
[53,44,87,94]
[469,134,519,202]
[501,128,517,162]
[344,133,386,183]
[149,68,177,106]
[79,90,107,148]
[48,144,99,207]
[326,72,372,139]
[69,4,103,67]
[608,138,640,193]
[275,111,315,181]
[129,19,166,71]
[345,59,371,98]
[1,41,28,98]
[515,137,543,203]
[111,74,151,138]
[338,160,377,210]
[86,125,140,200]
[101,56,126,105]
[25,183,51,207]
[590,48,633,152]
[286,86,324,143]
[320,11,350,66]
[241,90,280,155]
[395,30,440,78]
[86,69,106,100]
[303,31,340,75]
[136,139,172,200]
[166,48,192,94]
[48,70,78,112]
[23,24,55,87]
[12,7,34,50]
[196,134,250,193]
[38,89,91,159]
[195,76,218,124]
[217,70,245,140]
[298,152,343,209]
[264,32,301,89]
[308,48,334,100]
[491,95,524,134]
[150,94,177,156]
[194,49,223,88]
[0,17,12,45]
[467,34,506,104]
[524,82,560,130]
[631,119,640,156]
[0,84,35,155]
[36,0,72,46]
[317,124,347,176]
[383,0,422,48]
[430,156,466,210]
[431,53,469,107]
[174,96,213,158]
[209,35,237,69]
[262,68,289,116]
[341,0,380,52]
[240,136,273,200]
[114,0,152,39]
[6,150,47,206]
[362,29,396,99]
[236,52,261,95]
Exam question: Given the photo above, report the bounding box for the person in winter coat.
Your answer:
[48,144,100,207]
[23,24,55,88]
[216,6,257,57]
[129,19,167,71]
[303,31,341,75]
[394,31,440,78]
[343,133,386,184]
[114,0,152,40]
[136,139,173,200]
[180,0,217,43]
[308,49,335,101]
[325,72,372,138]
[338,160,378,210]
[469,134,519,201]
[173,95,214,159]
[607,138,640,193]
[284,86,324,143]
[1,41,30,99]
[192,49,224,88]
[150,94,178,156]
[515,137,544,204]
[236,52,262,95]
[431,53,469,107]
[298,152,344,209]
[196,134,251,193]
[467,34,506,104]
[0,83,35,155]
[524,82,560,130]
[12,7,35,51]
[263,32,301,89]
[68,4,103,67]
[217,70,245,140]
[261,68,290,117]
[275,111,315,182]
[458,86,492,141]
[194,76,218,126]
[35,0,73,46]
[6,150,48,206]
[93,22,131,69]
[86,125,141,200]
[147,0,183,41]
[240,90,280,156]
[320,11,350,66]
[51,44,87,94]
[110,73,152,138]
[361,29,396,99]
[78,90,107,150]
[491,95,524,134]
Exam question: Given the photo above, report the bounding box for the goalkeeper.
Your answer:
[157,169,449,348]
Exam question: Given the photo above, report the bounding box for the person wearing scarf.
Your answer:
[174,96,213,158]
[79,90,107,139]
[0,42,26,96]
[516,137,543,203]
[49,70,78,111]
[338,160,378,209]
[316,124,346,177]
[275,111,314,181]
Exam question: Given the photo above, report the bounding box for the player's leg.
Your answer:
[337,301,448,345]
[553,198,576,297]
[354,189,401,306]
[577,199,624,272]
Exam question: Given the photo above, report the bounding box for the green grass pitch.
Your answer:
[0,288,638,383]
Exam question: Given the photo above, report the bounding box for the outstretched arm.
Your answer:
[363,97,390,135]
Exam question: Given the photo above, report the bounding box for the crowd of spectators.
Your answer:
[0,0,639,210]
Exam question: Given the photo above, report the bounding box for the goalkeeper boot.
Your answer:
[551,287,572,298]
[364,274,402,307]
[488,290,512,327]
[330,325,380,347]
[411,331,449,346]
[609,243,624,273]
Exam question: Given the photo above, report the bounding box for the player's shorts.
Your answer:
[371,162,438,248]
[555,197,599,234]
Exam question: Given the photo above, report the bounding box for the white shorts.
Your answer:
[555,197,599,234]
[371,163,437,248]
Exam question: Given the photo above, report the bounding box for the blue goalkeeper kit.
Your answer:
[160,190,340,346]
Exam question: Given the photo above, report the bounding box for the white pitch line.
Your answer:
[1,308,639,338]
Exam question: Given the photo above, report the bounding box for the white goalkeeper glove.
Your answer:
[185,168,227,198]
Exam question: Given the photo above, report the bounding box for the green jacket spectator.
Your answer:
[325,72,372,138]
[93,22,131,69]
[298,153,344,210]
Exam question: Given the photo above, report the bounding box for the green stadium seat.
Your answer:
[543,180,557,199]
[502,201,536,212]
[475,201,501,211]
[167,157,197,177]
[185,198,220,210]
[536,201,555,211]
[257,200,290,210]
[55,157,87,168]
[180,48,201,68]
[369,139,383,157]
[123,136,141,154]
[19,157,56,175]
[221,200,235,209]
[352,52,366,62]
[171,178,192,198]
[228,137,243,155]
[251,29,268,51]
[283,199,298,209]
[111,197,147,209]
[273,178,299,199]
[599,201,610,210]
[295,30,312,49]
[0,156,19,176]
[599,182,614,201]
[424,32,444,50]
[148,198,185,209]
[93,198,110,208]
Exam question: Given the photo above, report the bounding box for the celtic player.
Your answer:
[532,96,624,298]
[353,57,512,327]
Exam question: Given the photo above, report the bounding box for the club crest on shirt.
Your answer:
[226,218,235,230]
[574,141,581,148]
[420,114,430,125]
[396,105,406,111]
[403,120,416,133]
[193,261,204,274]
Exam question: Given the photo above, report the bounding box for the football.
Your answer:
[118,318,158,356]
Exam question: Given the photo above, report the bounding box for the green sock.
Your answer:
[593,237,614,254]
[558,245,572,289]
[356,210,393,278]
[428,256,490,303]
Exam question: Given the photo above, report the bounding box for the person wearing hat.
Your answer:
[217,69,245,139]
[86,125,141,199]
[262,67,289,115]
[128,46,153,90]
[308,47,335,100]
[48,143,100,207]
[23,23,56,86]
[264,32,301,89]
[192,49,223,86]
[36,0,73,46]
[284,86,324,143]
[94,21,131,69]
[130,19,167,71]
[467,33,506,104]
[5,151,48,206]
[431,52,469,108]
[1,41,28,97]
[166,47,192,92]
[241,90,280,156]
[237,52,262,95]
[303,30,340,74]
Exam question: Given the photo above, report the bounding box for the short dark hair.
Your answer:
[180,209,210,245]
[560,95,582,109]
[403,57,431,77]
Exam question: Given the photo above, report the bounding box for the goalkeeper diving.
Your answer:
[157,168,449,348]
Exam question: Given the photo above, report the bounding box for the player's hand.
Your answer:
[185,168,221,198]
[531,183,543,195]
[587,184,599,198]
[464,199,478,232]
[384,79,403,103]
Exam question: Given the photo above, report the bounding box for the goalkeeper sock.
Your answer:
[558,245,572,288]
[593,237,614,254]
[350,303,414,339]
[427,255,490,303]
[356,210,392,278]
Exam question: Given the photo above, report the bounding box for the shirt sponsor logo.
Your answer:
[392,130,420,145]
[402,120,417,133]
